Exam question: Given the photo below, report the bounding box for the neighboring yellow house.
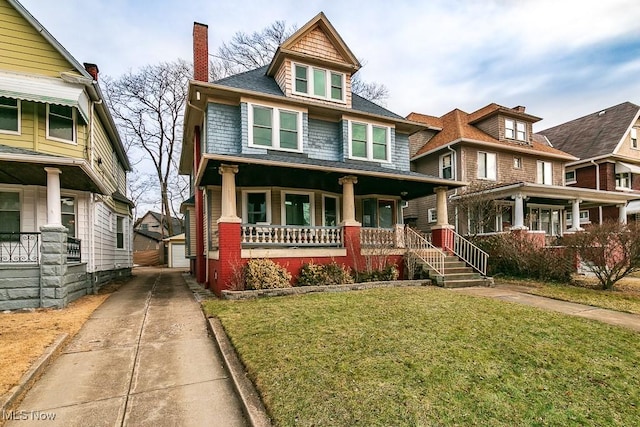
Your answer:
[0,0,133,309]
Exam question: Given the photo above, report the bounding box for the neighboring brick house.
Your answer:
[179,13,469,293]
[406,104,637,238]
[0,0,133,309]
[538,102,640,224]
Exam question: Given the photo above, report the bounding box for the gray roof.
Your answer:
[538,102,640,159]
[0,143,63,157]
[214,66,404,120]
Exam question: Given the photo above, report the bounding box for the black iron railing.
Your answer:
[67,237,81,262]
[0,232,40,263]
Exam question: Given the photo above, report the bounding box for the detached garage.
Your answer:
[165,234,189,268]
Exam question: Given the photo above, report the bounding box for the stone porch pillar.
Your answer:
[40,225,69,308]
[339,175,359,226]
[511,193,527,230]
[619,204,627,225]
[431,187,454,252]
[568,199,583,232]
[215,164,241,296]
[44,167,62,227]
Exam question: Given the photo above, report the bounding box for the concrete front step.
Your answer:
[442,278,492,288]
[443,272,481,281]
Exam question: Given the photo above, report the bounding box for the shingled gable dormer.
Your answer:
[468,103,542,146]
[266,12,361,108]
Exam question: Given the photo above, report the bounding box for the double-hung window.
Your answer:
[242,190,271,224]
[293,63,345,102]
[249,104,302,152]
[349,121,390,162]
[440,153,453,179]
[0,192,20,234]
[47,104,75,143]
[477,152,497,180]
[537,161,553,185]
[505,119,526,142]
[0,97,20,134]
[116,216,125,249]
[61,196,76,238]
[632,128,638,149]
[616,172,631,189]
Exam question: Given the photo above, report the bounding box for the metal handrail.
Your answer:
[452,230,488,276]
[0,232,40,263]
[405,228,446,276]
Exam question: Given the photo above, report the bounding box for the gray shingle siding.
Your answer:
[239,102,267,154]
[206,103,241,154]
[391,132,410,171]
[307,118,342,161]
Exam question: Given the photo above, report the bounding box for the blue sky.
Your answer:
[19,0,640,130]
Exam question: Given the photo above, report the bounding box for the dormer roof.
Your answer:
[468,103,542,124]
[266,12,361,77]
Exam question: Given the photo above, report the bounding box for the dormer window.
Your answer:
[292,63,345,103]
[505,119,526,142]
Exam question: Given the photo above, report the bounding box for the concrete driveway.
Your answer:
[6,267,246,427]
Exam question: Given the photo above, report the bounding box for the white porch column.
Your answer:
[435,186,449,226]
[339,175,360,226]
[44,167,62,226]
[568,199,583,232]
[511,193,527,230]
[619,204,628,225]
[218,164,241,223]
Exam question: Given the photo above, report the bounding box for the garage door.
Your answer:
[170,243,189,268]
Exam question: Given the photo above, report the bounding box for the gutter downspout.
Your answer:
[591,160,602,224]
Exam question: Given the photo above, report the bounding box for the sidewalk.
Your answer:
[451,285,640,332]
[6,267,247,427]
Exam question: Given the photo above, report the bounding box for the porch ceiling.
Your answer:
[0,160,103,193]
[198,155,464,200]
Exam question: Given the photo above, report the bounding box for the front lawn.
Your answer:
[204,287,640,426]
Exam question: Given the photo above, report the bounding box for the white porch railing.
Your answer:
[452,230,488,276]
[241,225,342,247]
[405,228,445,275]
[360,226,404,248]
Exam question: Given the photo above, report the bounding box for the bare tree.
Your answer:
[452,182,505,238]
[564,221,640,290]
[208,21,389,104]
[103,60,191,237]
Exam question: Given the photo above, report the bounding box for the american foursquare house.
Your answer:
[0,0,133,309]
[179,13,495,294]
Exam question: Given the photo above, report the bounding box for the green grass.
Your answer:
[497,277,640,315]
[204,287,640,426]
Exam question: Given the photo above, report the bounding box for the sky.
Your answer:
[16,0,640,214]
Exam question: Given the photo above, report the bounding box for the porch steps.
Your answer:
[419,255,492,288]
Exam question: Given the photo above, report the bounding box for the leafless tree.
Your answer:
[103,60,191,236]
[563,221,640,290]
[208,21,389,104]
[452,182,505,238]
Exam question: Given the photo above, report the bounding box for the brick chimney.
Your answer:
[193,22,209,82]
[83,63,99,81]
[513,105,526,113]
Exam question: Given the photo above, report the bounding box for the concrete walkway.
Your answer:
[451,285,640,332]
[7,267,247,427]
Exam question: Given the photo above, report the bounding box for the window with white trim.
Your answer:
[632,128,638,149]
[428,208,437,223]
[513,156,522,169]
[477,152,497,180]
[116,216,125,249]
[61,196,76,238]
[440,153,453,179]
[505,118,526,142]
[248,104,302,152]
[566,210,589,224]
[47,104,75,143]
[537,161,553,185]
[293,63,345,102]
[282,191,314,226]
[0,97,20,134]
[349,121,390,162]
[565,170,576,184]
[0,191,20,234]
[322,195,339,226]
[242,190,271,224]
[616,172,631,189]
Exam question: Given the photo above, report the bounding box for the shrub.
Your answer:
[476,234,573,282]
[355,264,400,283]
[244,259,292,290]
[297,261,354,286]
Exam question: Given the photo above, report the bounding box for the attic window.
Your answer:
[292,63,345,103]
[632,128,638,149]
